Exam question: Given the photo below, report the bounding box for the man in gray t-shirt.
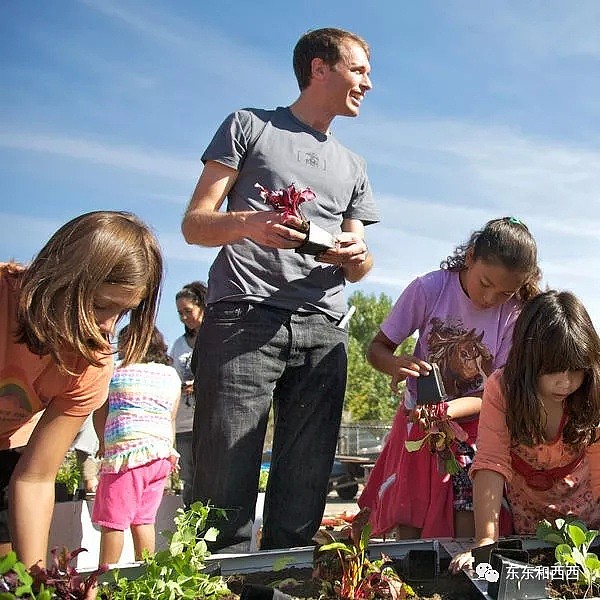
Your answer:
[182,27,378,551]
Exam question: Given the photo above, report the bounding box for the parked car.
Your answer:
[336,425,388,458]
[328,458,360,500]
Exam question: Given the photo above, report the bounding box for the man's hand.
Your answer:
[314,231,367,265]
[243,211,308,249]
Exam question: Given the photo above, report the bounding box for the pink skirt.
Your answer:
[359,410,479,538]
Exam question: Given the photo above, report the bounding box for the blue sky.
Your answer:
[1,0,599,346]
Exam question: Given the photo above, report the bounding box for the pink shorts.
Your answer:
[92,458,171,530]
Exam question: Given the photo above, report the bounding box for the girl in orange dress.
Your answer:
[451,289,600,572]
[0,211,162,570]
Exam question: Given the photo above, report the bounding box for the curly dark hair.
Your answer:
[441,217,541,301]
[502,290,600,448]
[118,325,172,366]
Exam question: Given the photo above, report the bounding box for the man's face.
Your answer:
[324,41,372,117]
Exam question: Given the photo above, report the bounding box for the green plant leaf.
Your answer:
[405,434,432,452]
[567,519,589,532]
[273,557,294,572]
[319,542,354,554]
[555,518,566,530]
[555,544,575,565]
[545,532,566,545]
[571,546,586,567]
[0,552,17,576]
[567,523,587,548]
[204,527,219,542]
[586,530,599,546]
[584,555,600,571]
[359,523,371,553]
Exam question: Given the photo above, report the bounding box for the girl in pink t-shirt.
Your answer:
[359,217,541,540]
[451,290,600,572]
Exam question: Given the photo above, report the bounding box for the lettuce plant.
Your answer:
[314,508,414,599]
[100,502,231,600]
[0,547,106,600]
[536,517,600,596]
[255,182,315,225]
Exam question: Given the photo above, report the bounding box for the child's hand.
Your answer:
[96,441,105,459]
[449,550,473,573]
[169,454,180,472]
[449,537,496,574]
[390,356,432,394]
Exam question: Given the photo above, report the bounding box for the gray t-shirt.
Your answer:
[201,106,379,319]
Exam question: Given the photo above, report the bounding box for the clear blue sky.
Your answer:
[1,0,599,346]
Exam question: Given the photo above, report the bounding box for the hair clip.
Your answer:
[507,216,522,225]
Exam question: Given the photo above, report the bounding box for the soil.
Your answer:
[226,558,482,600]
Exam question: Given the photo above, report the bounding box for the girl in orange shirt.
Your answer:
[0,211,162,570]
[451,290,600,572]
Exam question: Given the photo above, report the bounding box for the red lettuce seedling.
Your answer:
[31,546,108,600]
[314,507,415,599]
[255,183,315,229]
[404,402,468,475]
[255,182,336,256]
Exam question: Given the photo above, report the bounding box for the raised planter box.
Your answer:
[211,539,441,575]
[48,493,184,569]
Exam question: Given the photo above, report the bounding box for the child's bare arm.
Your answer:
[449,468,504,573]
[367,330,431,394]
[92,401,108,457]
[170,390,181,444]
[10,409,88,568]
[446,393,484,420]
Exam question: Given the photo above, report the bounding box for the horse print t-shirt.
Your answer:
[380,269,520,408]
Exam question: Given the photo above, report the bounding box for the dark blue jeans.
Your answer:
[191,302,347,551]
[175,430,193,506]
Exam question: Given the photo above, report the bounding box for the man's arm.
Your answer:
[181,161,307,249]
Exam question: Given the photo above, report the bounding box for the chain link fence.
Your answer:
[336,421,391,458]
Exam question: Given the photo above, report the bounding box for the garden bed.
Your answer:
[210,540,483,600]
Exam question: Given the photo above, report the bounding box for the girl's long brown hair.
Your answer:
[502,290,600,447]
[442,217,541,301]
[15,211,163,371]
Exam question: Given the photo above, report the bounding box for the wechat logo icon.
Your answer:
[475,562,500,583]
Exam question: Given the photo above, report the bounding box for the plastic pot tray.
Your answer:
[441,538,557,600]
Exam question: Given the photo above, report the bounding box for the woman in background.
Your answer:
[169,281,207,506]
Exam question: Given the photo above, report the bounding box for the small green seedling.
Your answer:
[536,517,600,596]
[102,502,231,600]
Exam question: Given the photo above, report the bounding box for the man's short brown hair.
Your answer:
[293,27,370,91]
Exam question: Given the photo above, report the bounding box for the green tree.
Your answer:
[344,291,416,422]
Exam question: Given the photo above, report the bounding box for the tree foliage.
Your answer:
[344,291,416,422]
